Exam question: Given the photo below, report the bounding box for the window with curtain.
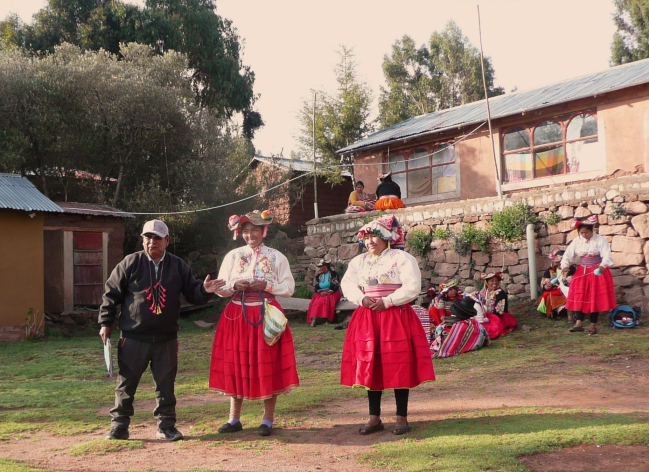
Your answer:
[383,143,457,200]
[502,111,598,183]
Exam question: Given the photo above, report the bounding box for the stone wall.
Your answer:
[303,173,649,311]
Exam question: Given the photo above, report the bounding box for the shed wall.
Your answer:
[0,211,44,340]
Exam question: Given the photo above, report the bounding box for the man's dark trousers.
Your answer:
[110,337,178,429]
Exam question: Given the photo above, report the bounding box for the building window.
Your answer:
[385,143,457,200]
[502,112,598,183]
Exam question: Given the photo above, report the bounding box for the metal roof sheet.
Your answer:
[339,58,649,153]
[0,173,64,213]
[56,202,134,218]
[252,156,352,177]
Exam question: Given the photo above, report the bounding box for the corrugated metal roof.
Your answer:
[339,58,649,153]
[0,173,63,213]
[252,156,352,177]
[56,202,134,218]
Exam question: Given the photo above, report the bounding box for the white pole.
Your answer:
[313,91,319,219]
[526,223,538,300]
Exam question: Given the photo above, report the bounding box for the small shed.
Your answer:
[248,156,353,230]
[0,173,63,341]
[43,203,133,314]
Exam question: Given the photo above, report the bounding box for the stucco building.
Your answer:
[339,58,649,205]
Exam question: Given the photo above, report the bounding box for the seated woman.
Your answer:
[466,272,517,340]
[374,172,405,211]
[344,181,376,213]
[537,249,576,321]
[428,280,463,327]
[306,259,342,327]
[430,297,490,358]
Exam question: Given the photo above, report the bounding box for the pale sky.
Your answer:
[3,0,618,157]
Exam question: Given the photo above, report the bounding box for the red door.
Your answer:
[73,232,103,305]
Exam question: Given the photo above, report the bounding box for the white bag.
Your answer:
[263,299,287,346]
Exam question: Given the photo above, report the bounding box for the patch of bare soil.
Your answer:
[520,444,649,472]
[2,357,649,471]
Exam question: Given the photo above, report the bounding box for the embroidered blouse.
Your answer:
[541,264,576,288]
[216,244,295,298]
[341,248,421,308]
[467,288,509,318]
[561,233,614,269]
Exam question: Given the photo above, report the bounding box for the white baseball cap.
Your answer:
[141,219,169,238]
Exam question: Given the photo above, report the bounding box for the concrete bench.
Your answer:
[276,297,358,313]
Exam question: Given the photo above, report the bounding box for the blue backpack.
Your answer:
[609,305,640,329]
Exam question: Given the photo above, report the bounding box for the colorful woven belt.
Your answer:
[231,290,275,306]
[580,255,603,267]
[362,283,402,298]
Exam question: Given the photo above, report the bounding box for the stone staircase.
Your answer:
[291,254,313,286]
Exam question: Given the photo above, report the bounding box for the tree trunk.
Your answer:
[39,162,49,197]
[112,165,124,207]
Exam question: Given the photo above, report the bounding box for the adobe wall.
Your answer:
[304,173,649,311]
[0,211,45,341]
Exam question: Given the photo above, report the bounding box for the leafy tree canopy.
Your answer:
[297,46,373,183]
[0,0,262,137]
[379,20,503,129]
[611,0,649,65]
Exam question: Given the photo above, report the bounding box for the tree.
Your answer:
[379,20,503,129]
[297,46,373,182]
[611,0,649,65]
[1,0,262,137]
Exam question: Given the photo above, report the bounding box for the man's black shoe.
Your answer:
[105,427,129,440]
[156,426,184,441]
[218,421,243,433]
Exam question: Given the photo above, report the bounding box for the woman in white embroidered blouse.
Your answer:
[208,210,299,437]
[340,215,435,436]
[561,216,616,335]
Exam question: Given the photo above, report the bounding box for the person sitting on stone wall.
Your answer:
[344,181,376,213]
[374,173,405,211]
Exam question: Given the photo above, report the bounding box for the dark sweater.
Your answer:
[376,180,402,199]
[98,251,211,342]
[313,270,340,293]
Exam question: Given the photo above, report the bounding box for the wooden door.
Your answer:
[73,232,103,305]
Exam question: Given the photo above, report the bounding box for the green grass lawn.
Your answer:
[1,300,649,471]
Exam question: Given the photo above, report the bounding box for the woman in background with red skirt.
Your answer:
[467,272,517,340]
[209,210,299,437]
[340,215,434,436]
[306,259,342,327]
[561,216,616,336]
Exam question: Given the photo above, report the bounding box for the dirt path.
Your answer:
[2,357,649,472]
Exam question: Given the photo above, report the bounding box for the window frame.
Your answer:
[383,142,460,204]
[500,111,598,184]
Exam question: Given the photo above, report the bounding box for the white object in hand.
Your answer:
[104,338,114,377]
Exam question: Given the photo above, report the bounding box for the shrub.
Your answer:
[295,272,306,282]
[293,285,312,299]
[409,229,433,256]
[432,226,452,240]
[451,225,490,257]
[610,204,628,220]
[489,202,537,242]
[333,262,347,279]
[543,212,562,225]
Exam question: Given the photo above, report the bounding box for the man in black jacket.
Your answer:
[99,219,223,441]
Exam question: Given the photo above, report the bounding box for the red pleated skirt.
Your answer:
[209,300,300,400]
[306,290,342,323]
[341,305,435,391]
[427,306,447,327]
[482,312,517,340]
[566,266,617,313]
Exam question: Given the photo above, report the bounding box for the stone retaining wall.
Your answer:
[303,173,649,311]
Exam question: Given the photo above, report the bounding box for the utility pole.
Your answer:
[313,91,319,219]
[477,5,503,200]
